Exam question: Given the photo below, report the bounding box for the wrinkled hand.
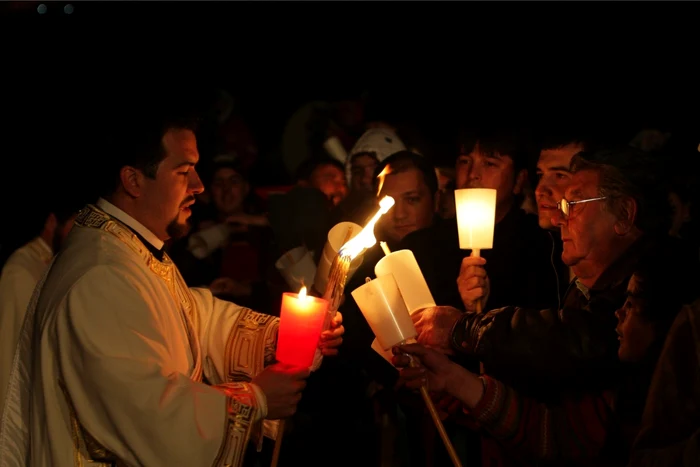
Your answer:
[209,277,253,297]
[319,312,344,356]
[456,256,490,312]
[392,343,462,394]
[411,306,463,354]
[252,363,310,420]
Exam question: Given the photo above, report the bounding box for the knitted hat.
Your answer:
[346,128,406,181]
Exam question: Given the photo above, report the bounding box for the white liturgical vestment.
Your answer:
[0,237,53,410]
[0,200,280,467]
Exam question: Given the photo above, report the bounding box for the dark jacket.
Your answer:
[451,236,653,400]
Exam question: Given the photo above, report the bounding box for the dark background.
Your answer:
[2,1,699,249]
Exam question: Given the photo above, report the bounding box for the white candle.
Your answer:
[313,221,364,293]
[375,249,435,315]
[351,274,416,351]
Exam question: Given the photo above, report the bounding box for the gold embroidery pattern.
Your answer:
[74,205,203,382]
[224,309,279,383]
[212,382,258,467]
[59,380,116,467]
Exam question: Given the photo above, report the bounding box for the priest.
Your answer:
[0,101,344,467]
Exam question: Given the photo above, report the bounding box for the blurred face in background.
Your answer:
[350,153,379,194]
[210,167,249,217]
[310,163,347,206]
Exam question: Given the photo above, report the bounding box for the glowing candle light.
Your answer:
[275,286,330,368]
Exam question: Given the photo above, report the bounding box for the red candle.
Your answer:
[276,286,330,368]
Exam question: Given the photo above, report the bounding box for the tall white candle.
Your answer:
[351,274,416,351]
[375,249,435,315]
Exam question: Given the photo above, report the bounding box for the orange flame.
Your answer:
[298,286,308,300]
[339,196,395,260]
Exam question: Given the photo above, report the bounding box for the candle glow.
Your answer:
[276,286,330,368]
[339,195,395,260]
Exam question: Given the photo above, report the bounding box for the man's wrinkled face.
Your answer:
[310,163,347,206]
[535,144,582,230]
[140,129,204,240]
[377,168,435,243]
[553,170,617,267]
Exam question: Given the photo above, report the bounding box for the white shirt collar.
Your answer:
[96,198,165,251]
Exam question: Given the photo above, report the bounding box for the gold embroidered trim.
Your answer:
[74,204,203,382]
[59,380,116,467]
[212,382,259,467]
[224,309,279,383]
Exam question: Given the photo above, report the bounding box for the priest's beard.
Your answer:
[166,216,191,240]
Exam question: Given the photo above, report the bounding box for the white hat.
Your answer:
[346,128,407,181]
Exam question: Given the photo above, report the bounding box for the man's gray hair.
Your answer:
[570,146,671,236]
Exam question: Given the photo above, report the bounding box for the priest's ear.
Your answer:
[119,166,147,198]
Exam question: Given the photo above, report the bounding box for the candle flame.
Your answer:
[338,195,395,260]
[298,286,308,300]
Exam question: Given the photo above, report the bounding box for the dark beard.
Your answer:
[166,217,191,240]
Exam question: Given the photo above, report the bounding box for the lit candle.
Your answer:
[276,286,330,368]
[454,188,497,252]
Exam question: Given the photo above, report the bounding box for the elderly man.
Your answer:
[413,146,671,397]
[0,97,344,467]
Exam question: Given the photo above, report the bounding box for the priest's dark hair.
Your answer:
[97,90,202,198]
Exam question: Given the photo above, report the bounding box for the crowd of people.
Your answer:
[0,88,698,467]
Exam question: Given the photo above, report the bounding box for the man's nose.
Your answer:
[534,181,551,199]
[551,209,566,228]
[190,171,205,194]
[393,201,407,219]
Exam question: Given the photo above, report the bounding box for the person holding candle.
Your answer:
[0,93,345,467]
[393,241,699,466]
[411,146,687,465]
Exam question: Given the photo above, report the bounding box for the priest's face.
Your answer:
[142,129,204,241]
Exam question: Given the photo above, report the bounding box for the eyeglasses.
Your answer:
[558,196,607,217]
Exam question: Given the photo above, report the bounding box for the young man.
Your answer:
[453,128,559,312]
[0,99,344,467]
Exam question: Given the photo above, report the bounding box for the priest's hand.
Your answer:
[319,312,344,356]
[411,306,462,355]
[457,256,490,312]
[253,363,310,420]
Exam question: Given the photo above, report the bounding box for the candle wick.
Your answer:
[380,241,392,256]
[365,277,372,284]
